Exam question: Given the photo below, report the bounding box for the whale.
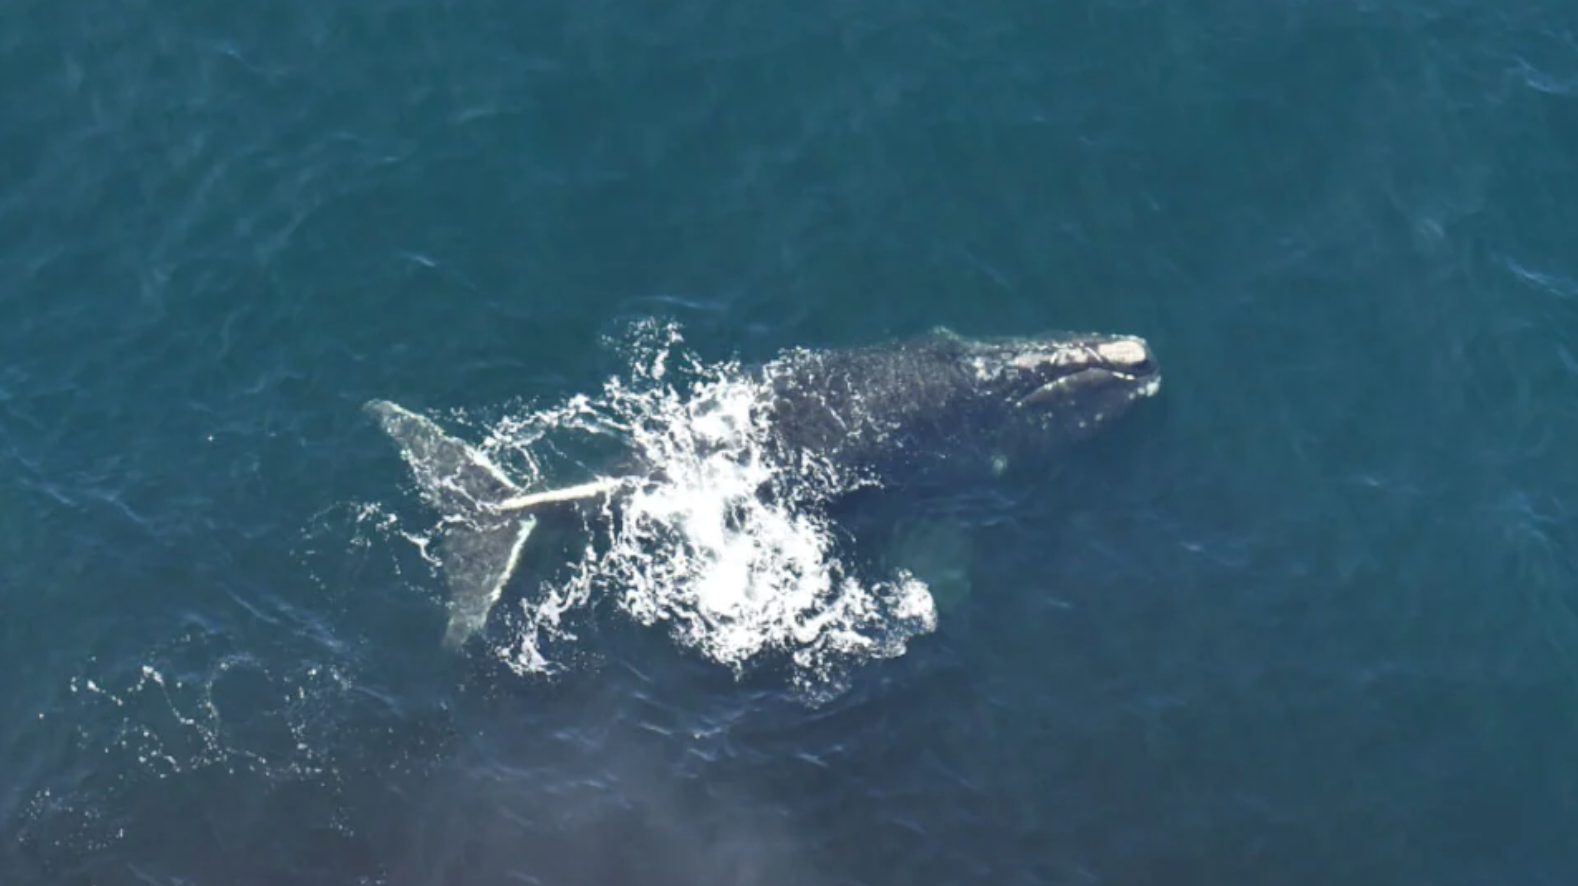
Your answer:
[366,328,1161,648]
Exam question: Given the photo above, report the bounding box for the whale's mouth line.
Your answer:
[1017,368,1116,407]
[1016,362,1161,408]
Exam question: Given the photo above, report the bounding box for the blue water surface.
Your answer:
[5,1,1578,884]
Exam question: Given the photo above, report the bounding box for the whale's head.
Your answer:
[966,332,1162,446]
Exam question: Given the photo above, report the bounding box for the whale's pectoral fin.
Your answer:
[886,519,975,614]
[365,399,617,649]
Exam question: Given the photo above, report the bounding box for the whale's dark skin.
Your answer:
[367,329,1161,648]
[758,329,1161,488]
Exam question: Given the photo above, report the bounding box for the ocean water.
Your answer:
[5,0,1578,883]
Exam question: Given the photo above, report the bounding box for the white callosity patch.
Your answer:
[1095,338,1148,366]
[464,321,938,696]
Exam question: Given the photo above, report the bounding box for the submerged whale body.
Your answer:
[367,329,1161,649]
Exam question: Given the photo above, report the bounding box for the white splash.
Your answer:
[466,320,938,695]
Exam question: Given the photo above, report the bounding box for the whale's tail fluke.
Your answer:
[364,399,534,649]
[364,399,620,649]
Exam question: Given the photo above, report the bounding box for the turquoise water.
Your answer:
[6,1,1578,883]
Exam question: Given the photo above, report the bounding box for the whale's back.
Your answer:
[762,336,1011,482]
